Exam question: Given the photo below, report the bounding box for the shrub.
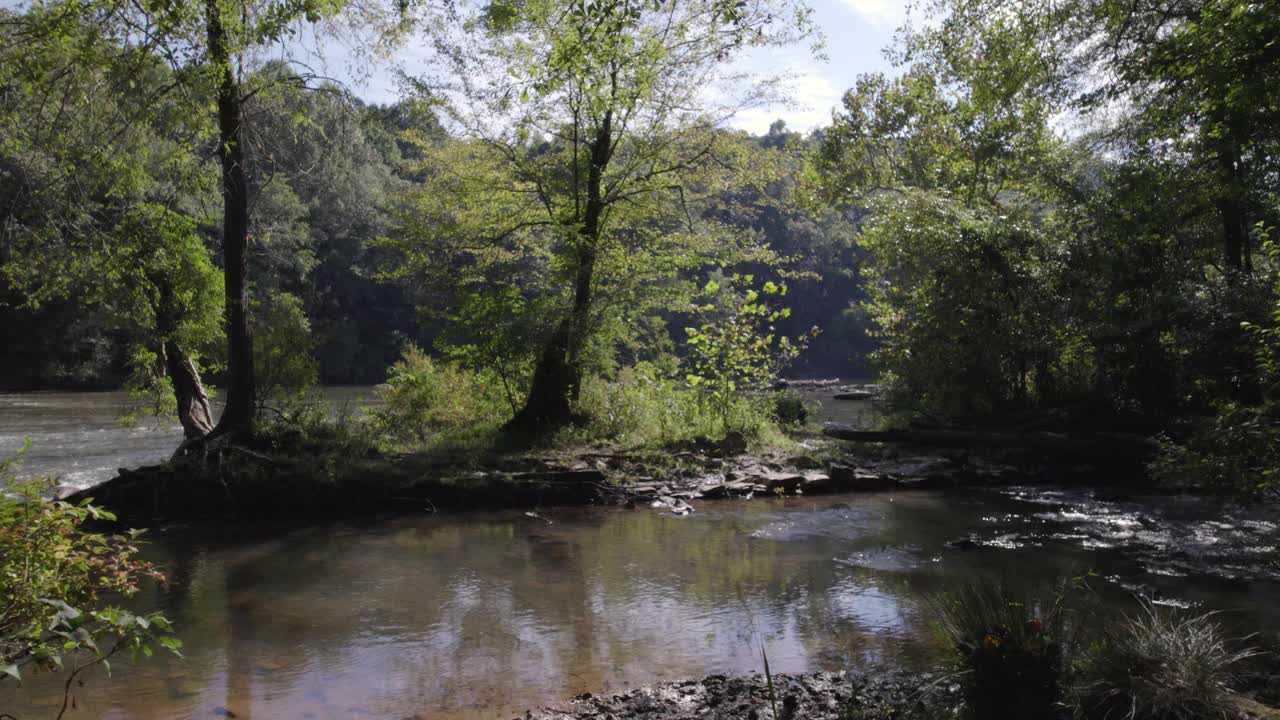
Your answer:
[1,445,179,699]
[934,579,1074,720]
[571,363,783,448]
[365,345,510,449]
[1073,601,1256,720]
[772,392,811,427]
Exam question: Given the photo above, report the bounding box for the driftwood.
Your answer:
[822,424,1160,460]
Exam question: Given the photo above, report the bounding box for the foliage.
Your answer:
[365,345,510,449]
[254,292,320,413]
[684,273,817,434]
[933,579,1075,720]
[0,446,179,695]
[771,392,810,427]
[382,0,815,429]
[809,0,1280,444]
[1151,235,1280,498]
[569,363,782,448]
[1073,601,1257,720]
[855,191,1062,418]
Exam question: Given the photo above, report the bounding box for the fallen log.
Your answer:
[822,424,1160,460]
[832,391,877,401]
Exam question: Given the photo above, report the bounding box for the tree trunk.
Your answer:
[163,340,215,440]
[207,0,255,435]
[1213,131,1251,277]
[509,110,613,433]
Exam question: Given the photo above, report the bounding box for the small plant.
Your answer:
[684,274,818,436]
[934,579,1074,720]
[1,444,180,712]
[761,644,780,720]
[1072,601,1257,720]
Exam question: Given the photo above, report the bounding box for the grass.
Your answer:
[1072,600,1259,720]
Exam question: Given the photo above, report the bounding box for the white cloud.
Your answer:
[730,71,842,134]
[837,0,907,30]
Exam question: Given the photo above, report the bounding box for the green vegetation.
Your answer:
[1074,601,1258,720]
[1,448,179,707]
[934,580,1074,720]
[931,580,1261,720]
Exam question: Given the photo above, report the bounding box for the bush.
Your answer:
[772,392,811,426]
[1073,602,1256,720]
[934,579,1074,720]
[1,445,179,696]
[571,363,783,448]
[365,345,511,449]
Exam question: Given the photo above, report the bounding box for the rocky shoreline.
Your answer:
[518,664,1280,720]
[521,671,959,720]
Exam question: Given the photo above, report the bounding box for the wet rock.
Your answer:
[828,464,892,492]
[760,470,807,494]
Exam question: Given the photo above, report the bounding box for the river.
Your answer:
[1,390,1278,719]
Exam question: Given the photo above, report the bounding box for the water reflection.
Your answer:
[5,491,1277,720]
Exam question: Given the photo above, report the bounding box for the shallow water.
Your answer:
[2,389,1277,719]
[3,490,1278,720]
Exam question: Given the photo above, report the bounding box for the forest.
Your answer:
[2,0,1280,718]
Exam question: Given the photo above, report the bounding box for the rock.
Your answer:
[759,470,806,494]
[785,455,823,470]
[945,536,979,550]
[718,431,749,456]
[828,464,892,492]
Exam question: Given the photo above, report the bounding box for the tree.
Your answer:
[386,0,815,432]
[809,18,1071,417]
[0,16,223,438]
[4,0,396,438]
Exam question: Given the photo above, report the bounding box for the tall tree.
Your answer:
[391,0,815,432]
[4,0,397,438]
[0,12,223,438]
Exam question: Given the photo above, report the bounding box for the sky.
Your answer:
[326,0,907,136]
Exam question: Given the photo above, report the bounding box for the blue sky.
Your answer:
[330,0,906,135]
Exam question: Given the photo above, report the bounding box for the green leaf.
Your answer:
[0,663,20,682]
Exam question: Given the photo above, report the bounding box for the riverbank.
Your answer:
[64,421,1142,527]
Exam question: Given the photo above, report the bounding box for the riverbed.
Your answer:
[2,391,1277,719]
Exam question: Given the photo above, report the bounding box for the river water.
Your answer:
[1,390,1278,719]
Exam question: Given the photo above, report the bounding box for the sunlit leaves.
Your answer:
[1,448,177,686]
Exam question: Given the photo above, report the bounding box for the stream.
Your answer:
[1,389,1278,719]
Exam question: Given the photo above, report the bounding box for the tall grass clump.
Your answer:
[1073,601,1257,720]
[934,579,1075,720]
[365,345,511,450]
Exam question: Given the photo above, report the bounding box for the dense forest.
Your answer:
[3,0,1280,717]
